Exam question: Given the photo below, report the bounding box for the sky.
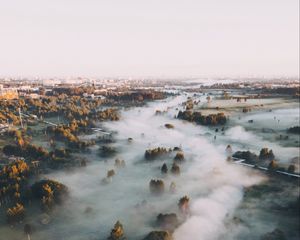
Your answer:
[0,0,299,78]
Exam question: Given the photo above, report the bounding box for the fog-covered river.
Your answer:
[18,94,298,240]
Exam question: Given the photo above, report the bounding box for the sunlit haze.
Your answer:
[0,0,299,78]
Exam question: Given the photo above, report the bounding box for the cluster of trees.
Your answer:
[0,93,117,127]
[0,109,20,125]
[51,87,95,96]
[233,148,297,173]
[31,179,69,212]
[5,129,31,147]
[26,97,60,118]
[0,99,26,125]
[47,122,96,149]
[2,137,82,169]
[92,108,120,121]
[3,143,49,161]
[145,147,172,160]
[259,148,275,161]
[0,160,30,207]
[160,163,181,175]
[3,141,72,162]
[177,110,227,126]
[232,148,275,163]
[0,97,60,124]
[232,151,258,163]
[35,96,104,120]
[47,125,79,143]
[142,196,190,239]
[55,97,117,122]
[99,146,117,157]
[287,126,300,134]
[104,195,189,239]
[0,159,69,223]
[267,160,296,173]
[115,158,126,168]
[108,91,166,102]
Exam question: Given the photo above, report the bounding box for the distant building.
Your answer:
[0,85,19,99]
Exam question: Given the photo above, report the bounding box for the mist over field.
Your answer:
[36,95,271,240]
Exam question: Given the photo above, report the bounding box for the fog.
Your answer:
[28,95,270,240]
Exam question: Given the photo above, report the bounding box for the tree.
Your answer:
[149,179,165,195]
[108,221,126,240]
[268,160,278,171]
[171,163,180,175]
[174,152,184,163]
[107,169,116,178]
[161,163,168,174]
[6,203,25,224]
[178,196,190,215]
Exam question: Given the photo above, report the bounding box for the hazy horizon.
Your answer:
[0,0,299,78]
